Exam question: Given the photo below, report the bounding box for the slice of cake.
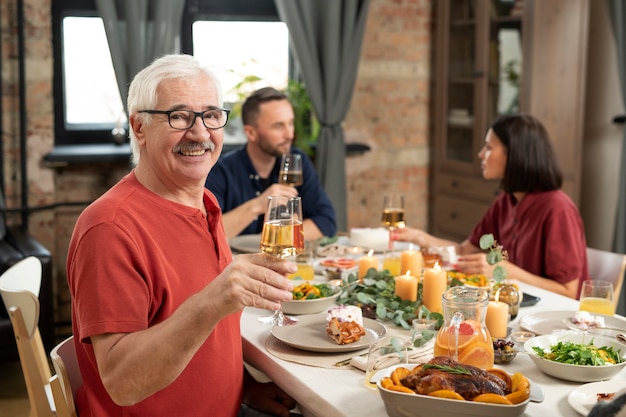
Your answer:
[326,305,366,345]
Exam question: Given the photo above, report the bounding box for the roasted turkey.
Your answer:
[400,356,508,400]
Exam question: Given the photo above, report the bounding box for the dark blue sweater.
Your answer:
[205,145,337,237]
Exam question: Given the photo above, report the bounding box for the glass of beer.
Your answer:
[579,280,615,315]
[258,196,304,326]
[278,153,303,187]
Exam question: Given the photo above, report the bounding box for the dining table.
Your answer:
[240,279,626,417]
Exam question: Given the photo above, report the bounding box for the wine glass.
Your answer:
[258,195,304,326]
[381,193,405,250]
[278,153,303,187]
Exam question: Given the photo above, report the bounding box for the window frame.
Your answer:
[51,0,282,148]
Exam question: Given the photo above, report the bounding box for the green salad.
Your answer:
[532,340,623,366]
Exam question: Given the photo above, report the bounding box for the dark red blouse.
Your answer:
[468,190,589,298]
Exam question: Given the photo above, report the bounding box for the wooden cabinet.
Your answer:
[431,0,589,240]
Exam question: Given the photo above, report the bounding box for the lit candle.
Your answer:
[486,301,509,339]
[400,245,423,277]
[358,249,378,281]
[395,271,418,301]
[422,262,447,313]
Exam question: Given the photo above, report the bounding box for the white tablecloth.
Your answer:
[240,282,626,417]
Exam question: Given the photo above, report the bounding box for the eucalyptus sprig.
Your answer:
[337,269,443,330]
[479,233,509,283]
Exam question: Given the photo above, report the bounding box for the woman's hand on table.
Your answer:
[455,253,495,276]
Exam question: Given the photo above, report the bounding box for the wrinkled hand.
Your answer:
[204,254,296,317]
[243,381,297,417]
[455,253,494,276]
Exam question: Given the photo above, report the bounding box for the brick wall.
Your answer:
[1,0,432,329]
[345,0,432,229]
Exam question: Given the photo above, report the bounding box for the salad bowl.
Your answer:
[524,333,626,382]
[281,282,341,315]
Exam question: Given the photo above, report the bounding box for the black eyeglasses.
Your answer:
[139,108,230,130]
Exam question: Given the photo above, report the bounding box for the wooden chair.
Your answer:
[49,335,81,417]
[586,247,626,311]
[0,256,55,417]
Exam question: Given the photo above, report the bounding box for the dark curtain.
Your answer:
[95,0,185,111]
[608,0,626,314]
[274,0,371,233]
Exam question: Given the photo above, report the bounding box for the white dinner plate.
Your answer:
[229,234,261,253]
[271,315,387,353]
[519,310,626,336]
[568,380,626,416]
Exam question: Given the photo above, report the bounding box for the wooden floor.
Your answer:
[0,360,30,417]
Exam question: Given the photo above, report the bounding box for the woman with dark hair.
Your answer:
[395,114,589,298]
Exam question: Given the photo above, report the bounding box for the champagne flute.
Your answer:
[381,193,405,250]
[258,196,304,326]
[278,153,303,187]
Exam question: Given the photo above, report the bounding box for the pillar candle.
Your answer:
[358,249,378,281]
[400,246,423,277]
[422,263,447,313]
[395,272,418,301]
[486,301,509,339]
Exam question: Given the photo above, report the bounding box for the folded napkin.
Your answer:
[349,339,435,372]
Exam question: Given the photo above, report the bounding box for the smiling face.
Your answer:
[478,129,507,181]
[246,99,295,158]
[130,75,224,191]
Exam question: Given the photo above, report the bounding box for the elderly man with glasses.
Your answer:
[67,54,297,417]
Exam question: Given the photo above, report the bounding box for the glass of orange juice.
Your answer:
[579,280,614,315]
[434,287,494,369]
[287,240,316,280]
[382,250,401,276]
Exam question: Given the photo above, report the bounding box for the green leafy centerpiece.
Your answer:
[337,268,442,334]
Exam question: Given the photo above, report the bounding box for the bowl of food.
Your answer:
[524,333,626,382]
[376,357,531,417]
[281,282,341,315]
[493,339,518,364]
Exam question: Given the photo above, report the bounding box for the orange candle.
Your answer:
[486,301,509,338]
[395,271,418,301]
[400,245,423,276]
[422,263,447,313]
[358,249,378,281]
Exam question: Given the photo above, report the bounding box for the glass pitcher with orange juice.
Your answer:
[434,286,494,369]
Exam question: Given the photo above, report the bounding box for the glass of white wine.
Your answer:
[381,193,405,250]
[258,196,304,326]
[278,153,303,187]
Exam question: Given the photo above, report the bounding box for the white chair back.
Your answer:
[0,256,54,417]
[0,256,42,337]
[586,247,626,310]
[50,335,81,417]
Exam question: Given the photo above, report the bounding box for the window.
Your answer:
[52,0,287,148]
[62,17,125,128]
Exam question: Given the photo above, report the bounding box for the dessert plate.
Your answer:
[568,380,626,416]
[519,310,626,336]
[271,315,387,353]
